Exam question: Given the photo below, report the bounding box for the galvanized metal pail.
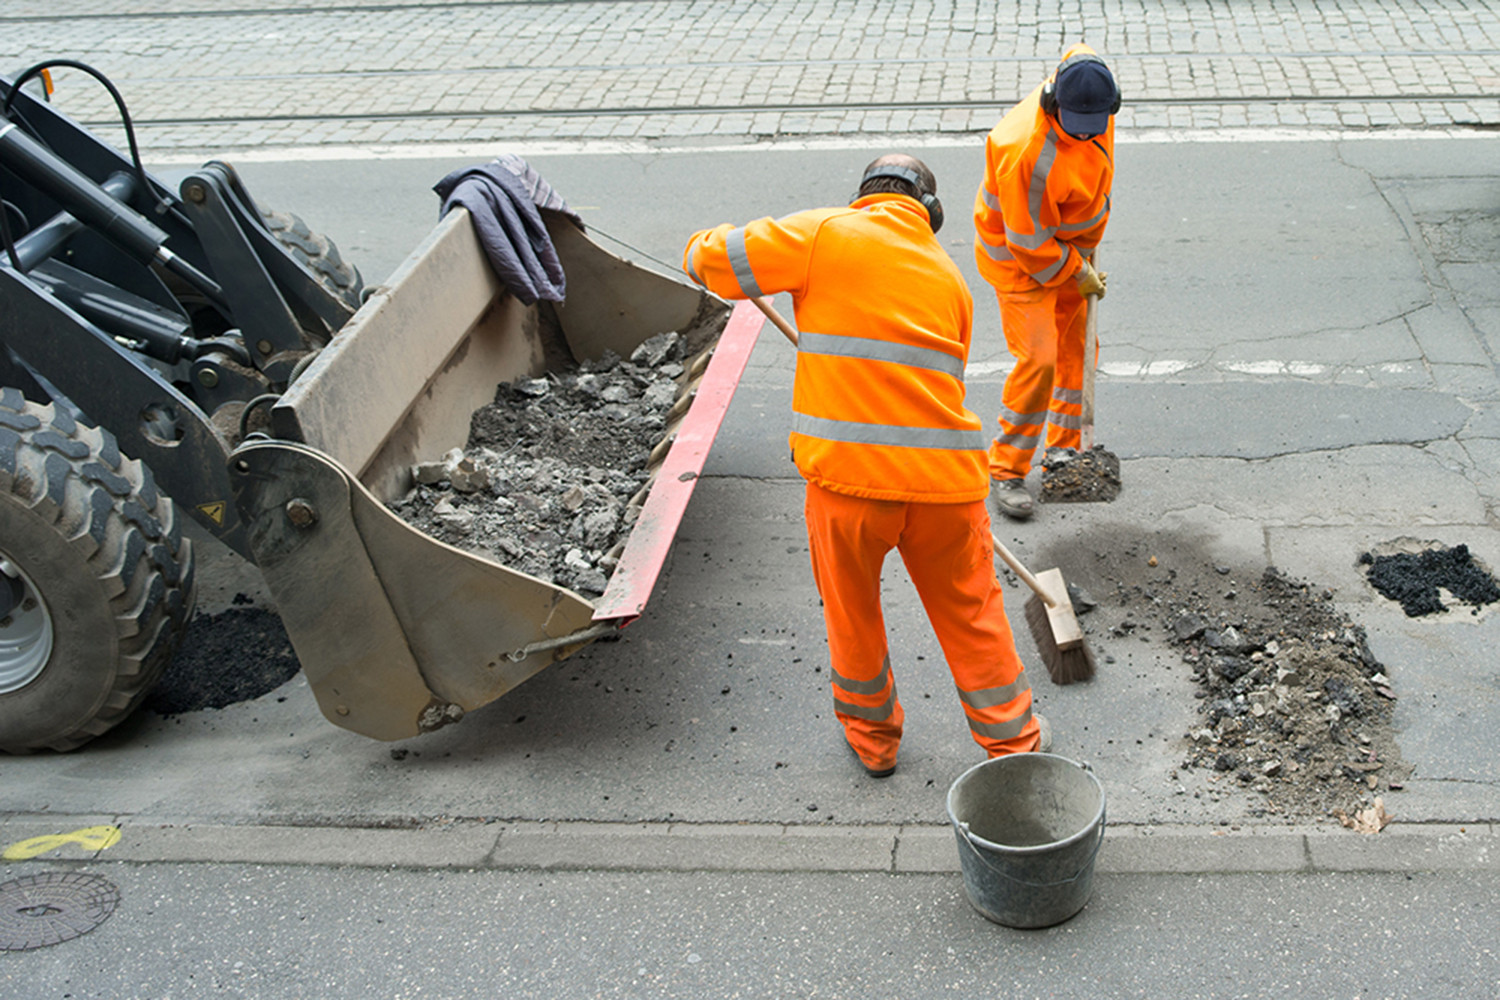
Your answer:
[946,752,1106,928]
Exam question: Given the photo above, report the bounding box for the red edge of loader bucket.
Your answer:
[591,299,764,623]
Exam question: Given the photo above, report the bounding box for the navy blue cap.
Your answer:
[1054,59,1118,136]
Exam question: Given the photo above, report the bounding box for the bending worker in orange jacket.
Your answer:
[683,154,1049,777]
[975,44,1118,520]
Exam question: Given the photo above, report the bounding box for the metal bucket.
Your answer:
[946,752,1106,929]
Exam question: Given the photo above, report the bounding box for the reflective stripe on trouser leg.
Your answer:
[1045,285,1089,452]
[804,483,905,770]
[895,497,1039,756]
[990,283,1062,481]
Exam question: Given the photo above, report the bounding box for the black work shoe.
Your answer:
[991,477,1035,521]
[849,742,896,778]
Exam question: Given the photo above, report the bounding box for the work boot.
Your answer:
[849,741,896,778]
[1032,713,1053,753]
[991,477,1035,521]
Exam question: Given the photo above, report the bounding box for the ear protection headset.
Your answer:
[855,164,944,233]
[1039,53,1122,119]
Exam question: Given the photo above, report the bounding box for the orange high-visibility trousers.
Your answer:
[804,482,1040,771]
[988,280,1091,482]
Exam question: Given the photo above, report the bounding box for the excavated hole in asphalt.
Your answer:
[1049,528,1411,824]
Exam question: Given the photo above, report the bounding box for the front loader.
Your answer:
[0,62,750,751]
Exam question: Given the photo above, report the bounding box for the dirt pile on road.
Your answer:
[1039,445,1121,503]
[390,332,686,596]
[1165,566,1410,820]
[1072,537,1412,823]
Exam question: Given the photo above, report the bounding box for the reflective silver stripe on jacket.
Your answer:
[1027,132,1059,232]
[1031,242,1069,283]
[1007,225,1057,251]
[968,707,1033,741]
[686,250,706,287]
[979,237,1015,262]
[981,186,1002,211]
[1057,201,1109,234]
[957,675,1031,710]
[799,331,965,380]
[832,656,893,697]
[725,227,763,298]
[1052,386,1083,405]
[793,413,986,452]
[834,689,899,722]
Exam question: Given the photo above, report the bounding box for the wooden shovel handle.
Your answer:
[1081,246,1101,452]
[752,296,799,347]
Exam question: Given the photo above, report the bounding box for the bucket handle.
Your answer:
[955,805,1106,890]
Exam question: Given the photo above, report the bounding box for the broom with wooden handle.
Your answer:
[991,533,1096,685]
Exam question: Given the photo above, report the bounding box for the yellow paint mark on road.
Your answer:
[2,825,121,860]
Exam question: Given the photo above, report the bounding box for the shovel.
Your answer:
[1039,260,1121,503]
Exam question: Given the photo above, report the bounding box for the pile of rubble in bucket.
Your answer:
[390,332,687,597]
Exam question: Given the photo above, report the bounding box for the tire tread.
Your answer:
[0,397,195,752]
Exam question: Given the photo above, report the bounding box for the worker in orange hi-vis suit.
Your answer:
[975,44,1119,521]
[683,154,1050,778]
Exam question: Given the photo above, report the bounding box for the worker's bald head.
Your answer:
[857,154,937,200]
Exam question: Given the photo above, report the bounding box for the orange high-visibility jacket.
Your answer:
[684,193,989,504]
[973,43,1115,294]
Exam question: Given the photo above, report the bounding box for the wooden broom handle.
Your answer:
[752,296,799,347]
[991,533,1058,609]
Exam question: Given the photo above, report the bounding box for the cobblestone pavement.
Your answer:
[5,0,1500,152]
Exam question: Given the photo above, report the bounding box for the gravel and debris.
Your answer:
[1080,546,1411,823]
[1040,445,1122,503]
[390,331,687,597]
[1165,566,1410,821]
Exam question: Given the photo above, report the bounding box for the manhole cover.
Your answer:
[0,872,120,951]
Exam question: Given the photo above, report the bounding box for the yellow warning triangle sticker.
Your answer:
[197,501,226,525]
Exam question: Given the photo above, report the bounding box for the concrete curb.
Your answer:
[2,817,1494,875]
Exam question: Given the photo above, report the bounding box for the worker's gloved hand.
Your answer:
[1076,259,1107,299]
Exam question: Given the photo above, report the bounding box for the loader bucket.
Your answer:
[228,209,759,740]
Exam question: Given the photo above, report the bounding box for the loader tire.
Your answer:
[0,389,195,752]
[261,208,364,313]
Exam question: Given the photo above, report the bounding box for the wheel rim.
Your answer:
[0,554,54,694]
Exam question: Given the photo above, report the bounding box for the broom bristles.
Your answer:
[1023,591,1097,685]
